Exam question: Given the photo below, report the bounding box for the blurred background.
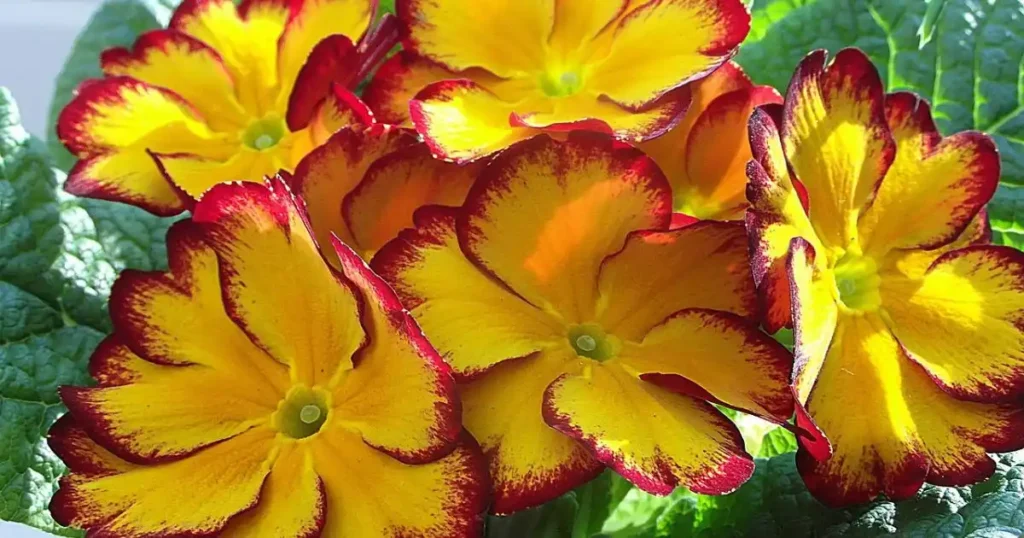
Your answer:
[0,0,97,138]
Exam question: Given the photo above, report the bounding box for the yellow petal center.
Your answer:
[540,70,584,98]
[243,115,286,151]
[568,323,620,361]
[832,251,881,313]
[273,385,331,439]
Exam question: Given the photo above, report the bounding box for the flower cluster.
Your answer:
[49,0,1024,536]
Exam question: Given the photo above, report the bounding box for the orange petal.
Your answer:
[371,207,564,379]
[780,48,894,249]
[345,144,482,256]
[858,92,999,256]
[459,134,672,323]
[363,51,457,125]
[543,362,754,495]
[595,221,757,340]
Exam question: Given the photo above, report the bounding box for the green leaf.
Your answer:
[0,88,173,535]
[46,0,181,170]
[486,471,630,538]
[918,0,948,48]
[758,427,798,458]
[737,0,1024,250]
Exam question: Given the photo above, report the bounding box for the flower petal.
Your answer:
[191,177,366,388]
[170,0,289,113]
[462,351,602,513]
[459,134,672,323]
[780,48,895,248]
[543,363,754,495]
[277,0,374,102]
[48,415,138,478]
[787,238,838,404]
[881,246,1024,402]
[410,79,538,163]
[363,51,458,125]
[399,0,553,77]
[285,34,359,131]
[858,92,999,255]
[345,144,482,256]
[745,107,820,332]
[51,427,275,537]
[153,150,266,199]
[101,29,247,129]
[220,444,326,538]
[65,151,187,217]
[329,238,461,463]
[313,429,489,537]
[61,365,270,463]
[586,0,750,109]
[596,221,756,340]
[619,308,794,424]
[371,206,563,378]
[290,124,416,260]
[108,220,288,394]
[304,84,378,149]
[797,314,1024,506]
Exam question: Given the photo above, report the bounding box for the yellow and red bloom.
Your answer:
[746,48,1024,506]
[638,61,781,221]
[288,124,484,262]
[368,0,751,163]
[57,0,394,216]
[372,134,795,513]
[49,178,488,536]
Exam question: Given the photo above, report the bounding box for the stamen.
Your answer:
[575,334,597,352]
[299,404,322,424]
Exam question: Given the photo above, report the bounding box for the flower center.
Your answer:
[568,323,619,361]
[242,115,286,151]
[832,251,881,312]
[273,385,330,439]
[540,70,584,98]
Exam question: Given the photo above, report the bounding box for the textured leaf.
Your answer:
[45,0,180,170]
[758,427,798,458]
[0,88,172,535]
[737,0,1024,249]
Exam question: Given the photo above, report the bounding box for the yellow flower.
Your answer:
[371,134,795,513]
[57,0,392,215]
[363,0,751,163]
[50,178,488,537]
[746,48,1024,506]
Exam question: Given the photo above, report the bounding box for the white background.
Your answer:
[1,3,102,536]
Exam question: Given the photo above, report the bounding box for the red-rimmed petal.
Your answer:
[371,206,564,379]
[363,51,457,125]
[543,363,754,496]
[586,0,750,110]
[329,238,461,463]
[344,143,483,256]
[101,29,247,130]
[286,34,360,131]
[313,429,490,536]
[796,314,1024,507]
[65,151,188,217]
[596,221,757,340]
[460,351,602,514]
[780,48,895,249]
[191,177,367,388]
[858,92,1000,256]
[289,124,416,260]
[458,133,672,323]
[48,415,138,479]
[881,246,1024,402]
[50,427,276,537]
[618,308,794,424]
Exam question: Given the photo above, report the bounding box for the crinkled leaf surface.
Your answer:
[0,88,172,535]
[45,0,180,170]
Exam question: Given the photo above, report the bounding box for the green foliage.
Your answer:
[46,0,180,170]
[737,0,1024,250]
[0,89,173,535]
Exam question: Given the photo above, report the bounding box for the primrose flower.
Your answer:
[638,62,780,221]
[373,0,751,163]
[49,178,488,536]
[372,134,794,513]
[57,0,394,216]
[746,48,1024,506]
[289,124,484,262]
